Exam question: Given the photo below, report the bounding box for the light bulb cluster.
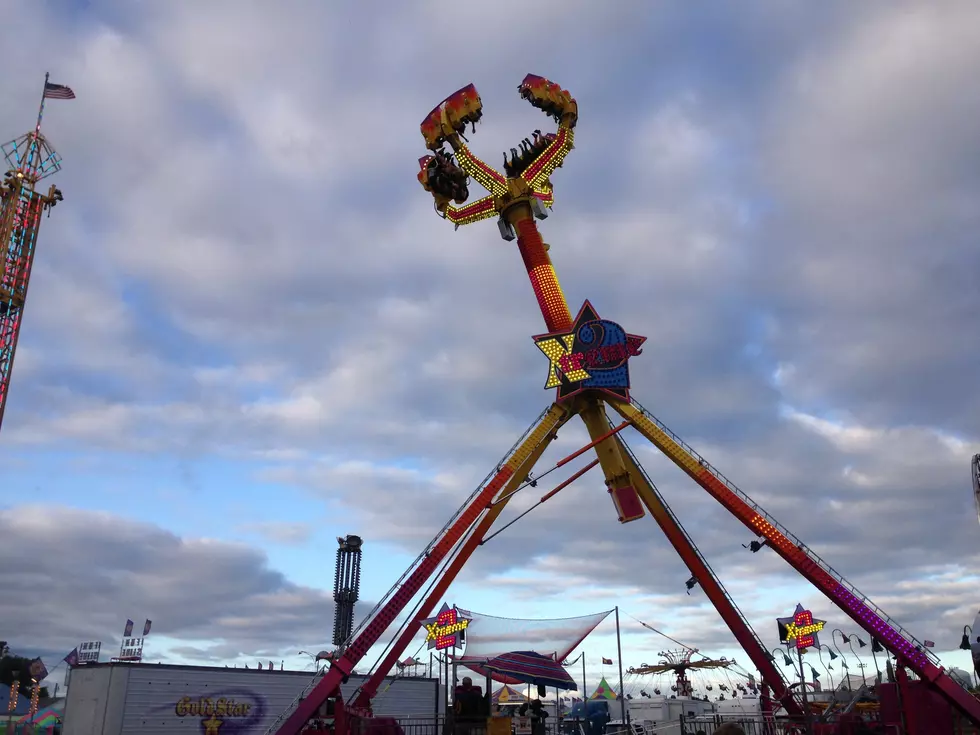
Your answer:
[536,334,589,389]
[7,683,17,712]
[749,516,796,556]
[515,219,570,332]
[832,585,929,669]
[455,146,507,196]
[522,127,574,186]
[446,195,497,226]
[534,189,554,208]
[29,680,39,716]
[422,604,471,651]
[628,408,702,476]
[781,606,826,650]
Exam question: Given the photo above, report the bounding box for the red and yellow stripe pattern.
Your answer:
[445,195,498,226]
[455,145,508,197]
[514,217,572,332]
[521,126,575,191]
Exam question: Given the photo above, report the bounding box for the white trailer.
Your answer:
[62,662,441,734]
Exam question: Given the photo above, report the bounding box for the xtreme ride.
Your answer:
[1,74,977,734]
[259,75,980,734]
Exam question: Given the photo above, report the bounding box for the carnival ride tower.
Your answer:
[0,76,69,434]
[332,535,364,652]
[266,75,980,734]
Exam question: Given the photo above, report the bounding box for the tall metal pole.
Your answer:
[614,607,627,724]
[796,647,812,735]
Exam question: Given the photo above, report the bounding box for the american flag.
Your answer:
[143,619,152,636]
[43,82,75,100]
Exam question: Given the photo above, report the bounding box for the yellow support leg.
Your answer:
[577,398,645,523]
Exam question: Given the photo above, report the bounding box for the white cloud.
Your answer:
[0,0,978,696]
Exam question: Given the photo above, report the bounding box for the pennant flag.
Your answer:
[123,619,134,637]
[143,620,152,636]
[601,657,613,665]
[43,81,76,100]
[257,661,263,670]
[924,640,935,648]
[63,648,79,667]
[269,660,274,671]
[29,658,48,681]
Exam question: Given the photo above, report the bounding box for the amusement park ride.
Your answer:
[628,649,734,700]
[0,74,70,434]
[263,73,980,735]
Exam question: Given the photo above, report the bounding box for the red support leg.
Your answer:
[270,404,569,735]
[350,410,569,710]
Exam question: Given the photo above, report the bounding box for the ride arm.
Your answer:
[452,144,508,197]
[516,74,578,192]
[272,403,571,735]
[519,125,575,192]
[445,195,499,227]
[351,405,572,708]
[610,398,980,726]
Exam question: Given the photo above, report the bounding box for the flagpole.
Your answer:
[35,73,49,137]
[615,607,627,724]
[26,72,50,179]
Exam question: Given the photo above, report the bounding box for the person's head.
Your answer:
[462,676,472,689]
[712,724,745,735]
[531,699,542,709]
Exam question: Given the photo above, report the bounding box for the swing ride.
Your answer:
[263,73,980,734]
[628,649,734,700]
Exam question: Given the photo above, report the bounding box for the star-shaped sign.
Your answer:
[533,301,645,403]
[777,603,826,651]
[421,604,471,651]
[202,714,223,735]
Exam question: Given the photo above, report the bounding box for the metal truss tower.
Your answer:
[0,74,70,433]
[332,535,363,652]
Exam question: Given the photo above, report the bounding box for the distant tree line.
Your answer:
[0,642,51,699]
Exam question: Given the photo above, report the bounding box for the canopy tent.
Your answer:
[456,607,611,685]
[589,677,618,700]
[492,685,528,704]
[0,690,30,717]
[470,651,577,691]
[16,705,61,726]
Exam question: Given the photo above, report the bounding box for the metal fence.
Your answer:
[349,716,917,735]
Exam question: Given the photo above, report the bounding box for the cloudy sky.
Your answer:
[1,0,979,700]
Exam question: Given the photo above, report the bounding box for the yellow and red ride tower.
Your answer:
[0,75,70,433]
[266,74,980,735]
